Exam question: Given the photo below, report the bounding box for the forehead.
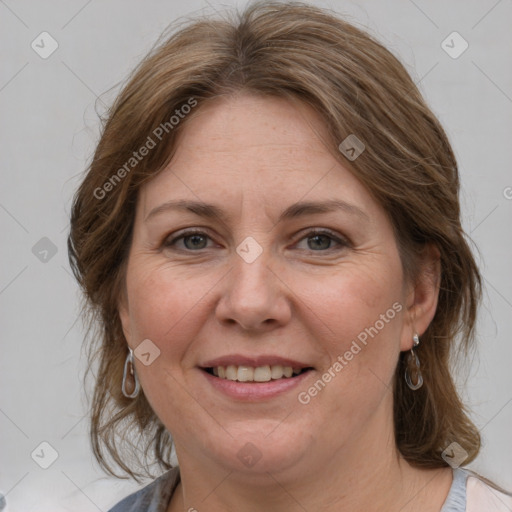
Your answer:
[171,94,335,171]
[138,94,378,222]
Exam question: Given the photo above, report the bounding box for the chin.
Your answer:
[201,423,313,478]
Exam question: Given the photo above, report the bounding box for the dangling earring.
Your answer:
[405,333,423,390]
[122,348,140,398]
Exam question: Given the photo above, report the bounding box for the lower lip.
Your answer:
[200,369,313,401]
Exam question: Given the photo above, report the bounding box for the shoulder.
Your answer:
[107,467,180,512]
[441,468,512,512]
[465,470,512,512]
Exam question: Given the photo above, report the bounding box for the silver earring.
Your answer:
[122,348,140,398]
[405,333,423,390]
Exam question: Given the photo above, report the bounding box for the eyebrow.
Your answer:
[145,198,370,224]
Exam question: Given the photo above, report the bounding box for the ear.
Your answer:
[399,243,441,352]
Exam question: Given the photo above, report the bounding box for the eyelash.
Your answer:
[161,228,350,253]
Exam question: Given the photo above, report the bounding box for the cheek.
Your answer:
[302,258,404,354]
[125,261,209,341]
[124,264,211,420]
[296,260,404,423]
[295,262,404,431]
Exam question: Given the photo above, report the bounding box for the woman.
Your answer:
[68,1,511,510]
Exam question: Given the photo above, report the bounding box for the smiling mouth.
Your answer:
[202,365,314,382]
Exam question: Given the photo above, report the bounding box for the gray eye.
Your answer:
[182,234,209,250]
[307,234,333,250]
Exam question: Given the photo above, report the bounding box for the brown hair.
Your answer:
[68,0,482,481]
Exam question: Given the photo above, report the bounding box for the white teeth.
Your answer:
[254,365,271,382]
[211,364,305,382]
[271,365,283,379]
[226,365,238,381]
[237,366,254,382]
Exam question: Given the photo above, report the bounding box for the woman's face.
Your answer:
[119,94,430,477]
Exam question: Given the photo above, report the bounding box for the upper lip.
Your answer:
[200,355,313,369]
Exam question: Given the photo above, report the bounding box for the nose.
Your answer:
[215,248,292,332]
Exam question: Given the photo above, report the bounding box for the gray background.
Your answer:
[1,0,511,510]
